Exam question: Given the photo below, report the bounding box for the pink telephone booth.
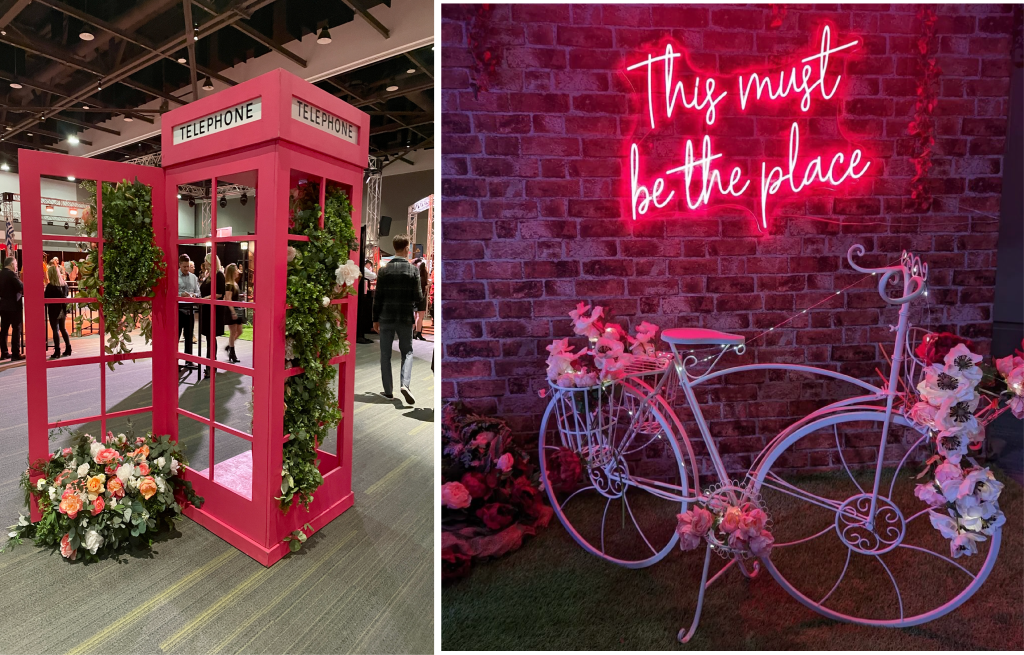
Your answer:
[21,69,369,566]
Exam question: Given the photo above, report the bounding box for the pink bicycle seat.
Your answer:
[661,327,745,346]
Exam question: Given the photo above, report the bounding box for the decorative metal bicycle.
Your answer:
[538,246,1004,642]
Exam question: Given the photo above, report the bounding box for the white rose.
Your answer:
[336,259,361,287]
[155,476,166,493]
[89,441,103,459]
[155,457,166,470]
[36,478,46,491]
[77,463,90,478]
[83,529,104,555]
[115,462,135,483]
[170,459,180,475]
[109,497,117,508]
[321,296,331,307]
[47,487,57,501]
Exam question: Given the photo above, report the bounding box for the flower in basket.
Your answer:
[3,430,203,562]
[545,338,578,382]
[569,302,604,339]
[628,321,659,356]
[441,481,472,509]
[915,332,974,367]
[676,507,713,550]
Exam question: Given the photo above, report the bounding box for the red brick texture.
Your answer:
[440,4,1013,472]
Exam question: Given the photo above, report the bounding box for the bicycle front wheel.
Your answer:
[539,382,691,568]
[751,410,1001,627]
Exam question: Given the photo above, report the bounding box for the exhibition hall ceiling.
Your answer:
[0,0,432,170]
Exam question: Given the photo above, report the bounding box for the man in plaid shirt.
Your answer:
[373,234,424,405]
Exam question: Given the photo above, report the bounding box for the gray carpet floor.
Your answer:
[0,331,435,654]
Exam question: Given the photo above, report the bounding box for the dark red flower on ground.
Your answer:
[460,472,490,499]
[547,448,583,494]
[441,546,472,582]
[476,502,515,531]
[916,332,974,366]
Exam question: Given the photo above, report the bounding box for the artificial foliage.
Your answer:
[280,182,357,511]
[908,5,940,213]
[2,425,203,562]
[76,179,166,369]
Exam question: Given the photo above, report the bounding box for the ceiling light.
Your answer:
[202,77,214,91]
[205,241,212,247]
[70,208,78,216]
[80,30,94,41]
[177,57,187,64]
[82,105,89,109]
[240,192,248,206]
[45,206,53,213]
[68,135,80,145]
[123,116,133,122]
[67,176,75,181]
[1,163,8,171]
[97,81,102,91]
[26,133,32,137]
[177,193,181,199]
[240,242,248,251]
[219,195,227,209]
[9,81,21,89]
[406,68,416,74]
[386,85,399,92]
[317,27,331,44]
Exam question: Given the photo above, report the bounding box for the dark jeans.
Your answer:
[379,323,413,395]
[0,312,21,357]
[178,307,194,356]
[48,315,70,353]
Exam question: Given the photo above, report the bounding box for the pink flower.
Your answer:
[91,496,105,515]
[1009,395,1024,419]
[739,507,768,537]
[62,448,72,457]
[914,482,945,507]
[95,448,118,465]
[59,534,77,560]
[137,462,150,476]
[470,432,495,450]
[719,505,743,533]
[568,302,604,339]
[749,530,775,558]
[726,530,747,551]
[996,354,1024,395]
[495,453,514,473]
[934,459,963,484]
[441,482,472,510]
[545,338,578,382]
[675,511,704,551]
[689,507,713,536]
[907,401,938,428]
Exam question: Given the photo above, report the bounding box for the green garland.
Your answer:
[76,179,166,369]
[280,183,357,510]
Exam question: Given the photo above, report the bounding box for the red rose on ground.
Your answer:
[547,448,583,494]
[476,502,515,531]
[916,332,974,366]
[460,472,490,499]
[441,546,472,582]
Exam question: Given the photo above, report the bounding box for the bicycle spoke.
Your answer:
[762,472,843,514]
[886,430,930,500]
[559,484,596,510]
[834,424,865,495]
[875,555,904,621]
[819,548,851,606]
[622,489,658,557]
[897,543,976,578]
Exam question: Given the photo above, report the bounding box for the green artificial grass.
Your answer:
[442,467,1024,650]
[239,324,253,341]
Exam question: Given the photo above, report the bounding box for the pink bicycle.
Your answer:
[538,246,1003,641]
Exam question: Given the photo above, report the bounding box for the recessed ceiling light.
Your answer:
[80,30,94,41]
[68,135,80,145]
[9,82,21,89]
[124,116,133,122]
[406,68,416,74]
[386,85,399,92]
[177,57,187,64]
[317,26,331,44]
[67,176,75,181]
[82,105,89,109]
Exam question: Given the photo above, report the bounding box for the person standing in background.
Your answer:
[373,235,422,405]
[222,263,245,364]
[198,253,225,379]
[177,254,199,370]
[44,264,71,359]
[0,256,24,361]
[356,260,377,345]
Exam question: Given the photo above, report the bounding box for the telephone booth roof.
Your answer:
[160,68,370,169]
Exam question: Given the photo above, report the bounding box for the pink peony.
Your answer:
[494,453,514,473]
[739,507,768,537]
[441,482,472,510]
[59,534,77,560]
[749,530,775,558]
[719,505,743,533]
[675,511,704,551]
[726,530,747,551]
[689,507,713,536]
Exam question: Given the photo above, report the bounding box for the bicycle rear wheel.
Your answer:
[539,381,692,568]
[751,411,1001,626]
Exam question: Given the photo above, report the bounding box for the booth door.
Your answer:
[21,152,168,517]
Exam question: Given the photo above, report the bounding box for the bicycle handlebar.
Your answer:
[847,244,928,305]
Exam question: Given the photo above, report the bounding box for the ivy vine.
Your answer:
[77,179,166,369]
[280,182,357,511]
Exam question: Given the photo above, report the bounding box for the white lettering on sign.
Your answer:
[291,98,358,144]
[173,98,262,145]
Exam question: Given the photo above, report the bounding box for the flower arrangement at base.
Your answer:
[675,485,774,560]
[3,429,203,562]
[907,334,1023,557]
[441,403,553,583]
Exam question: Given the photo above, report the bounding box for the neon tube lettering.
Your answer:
[666,135,749,210]
[626,46,727,128]
[630,143,674,221]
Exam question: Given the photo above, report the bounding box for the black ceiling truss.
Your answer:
[0,0,429,171]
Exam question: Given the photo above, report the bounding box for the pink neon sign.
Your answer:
[625,25,870,231]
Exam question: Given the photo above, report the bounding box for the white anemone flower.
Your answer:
[336,259,361,287]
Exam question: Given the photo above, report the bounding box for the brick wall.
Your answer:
[440,3,1014,472]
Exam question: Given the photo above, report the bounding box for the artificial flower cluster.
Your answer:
[544,302,661,388]
[908,333,1023,556]
[441,404,552,582]
[3,430,202,563]
[676,495,774,560]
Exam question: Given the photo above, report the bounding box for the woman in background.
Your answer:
[44,265,71,359]
[198,254,225,378]
[223,263,245,364]
[413,258,429,341]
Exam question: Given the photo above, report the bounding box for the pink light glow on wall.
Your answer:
[625,24,872,232]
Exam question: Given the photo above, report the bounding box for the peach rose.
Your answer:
[85,474,106,498]
[95,448,118,465]
[59,534,77,560]
[59,494,83,519]
[720,505,743,534]
[138,476,158,499]
[91,496,105,515]
[106,477,125,499]
[137,462,150,476]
